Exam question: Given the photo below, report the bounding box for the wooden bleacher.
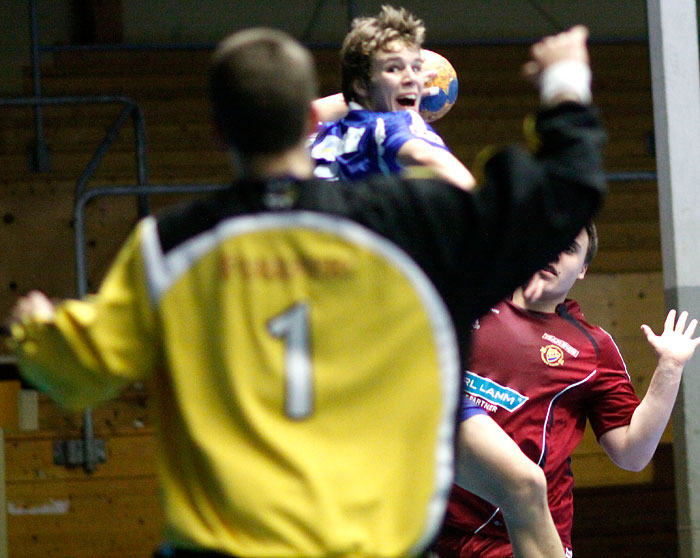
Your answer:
[0,41,670,557]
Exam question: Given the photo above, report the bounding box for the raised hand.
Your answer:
[522,25,591,107]
[641,309,700,368]
[522,25,590,82]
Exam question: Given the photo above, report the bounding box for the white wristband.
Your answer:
[539,60,592,105]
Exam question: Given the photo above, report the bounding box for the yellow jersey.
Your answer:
[15,211,460,557]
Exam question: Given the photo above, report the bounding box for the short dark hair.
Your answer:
[340,5,425,105]
[208,28,318,155]
[584,221,598,265]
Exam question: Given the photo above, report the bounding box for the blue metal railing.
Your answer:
[606,171,657,182]
[0,0,157,474]
[0,94,152,283]
[0,93,150,473]
[74,183,228,296]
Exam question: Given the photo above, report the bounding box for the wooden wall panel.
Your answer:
[5,430,156,481]
[4,429,162,558]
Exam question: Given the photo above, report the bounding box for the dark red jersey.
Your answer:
[444,298,641,549]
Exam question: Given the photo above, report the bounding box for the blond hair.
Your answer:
[340,5,425,104]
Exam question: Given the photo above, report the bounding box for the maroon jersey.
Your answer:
[444,298,640,550]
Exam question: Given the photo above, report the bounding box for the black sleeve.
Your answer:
[457,102,607,319]
[296,103,605,345]
[359,102,607,339]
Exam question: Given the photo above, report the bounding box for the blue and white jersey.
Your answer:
[310,103,450,181]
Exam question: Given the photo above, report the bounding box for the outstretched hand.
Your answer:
[641,309,700,368]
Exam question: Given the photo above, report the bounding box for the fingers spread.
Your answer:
[675,310,689,332]
[664,309,677,331]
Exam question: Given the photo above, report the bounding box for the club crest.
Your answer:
[540,344,565,366]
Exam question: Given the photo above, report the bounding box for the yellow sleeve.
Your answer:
[9,222,160,411]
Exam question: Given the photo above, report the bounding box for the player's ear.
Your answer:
[352,77,369,99]
[578,263,588,280]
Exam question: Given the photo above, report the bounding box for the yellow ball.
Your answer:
[419,49,458,122]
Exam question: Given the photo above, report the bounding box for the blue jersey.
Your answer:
[310,105,450,181]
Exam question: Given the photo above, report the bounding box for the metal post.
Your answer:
[81,407,97,473]
[646,1,700,556]
[132,104,151,217]
[73,101,137,296]
[27,0,51,172]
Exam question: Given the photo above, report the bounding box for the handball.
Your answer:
[419,49,458,122]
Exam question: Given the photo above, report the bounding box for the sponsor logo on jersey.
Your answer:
[464,372,528,412]
[541,332,579,357]
[540,344,565,366]
[466,395,498,412]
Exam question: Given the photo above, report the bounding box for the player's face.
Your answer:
[366,41,424,113]
[531,228,589,304]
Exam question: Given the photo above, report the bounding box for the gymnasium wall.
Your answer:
[0,4,677,556]
[0,0,652,94]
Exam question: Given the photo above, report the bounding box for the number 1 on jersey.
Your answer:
[267,303,314,419]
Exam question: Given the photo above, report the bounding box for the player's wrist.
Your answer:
[539,60,592,106]
[656,354,687,374]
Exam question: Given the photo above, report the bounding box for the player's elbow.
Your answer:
[600,434,654,472]
[611,454,651,472]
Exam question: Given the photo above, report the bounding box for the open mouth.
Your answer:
[396,94,417,108]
